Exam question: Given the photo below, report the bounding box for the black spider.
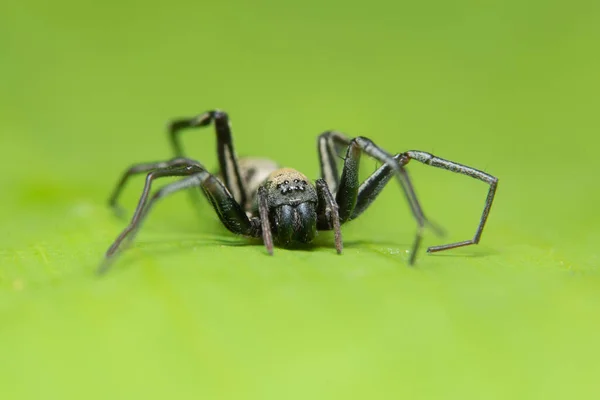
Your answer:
[99,110,498,273]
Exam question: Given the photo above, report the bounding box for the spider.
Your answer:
[98,110,498,274]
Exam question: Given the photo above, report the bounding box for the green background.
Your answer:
[1,0,599,398]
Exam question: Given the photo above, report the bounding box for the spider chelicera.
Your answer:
[98,110,498,274]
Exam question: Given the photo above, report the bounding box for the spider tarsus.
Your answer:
[96,258,113,276]
[427,239,476,253]
[333,227,343,254]
[408,229,423,265]
[408,252,417,265]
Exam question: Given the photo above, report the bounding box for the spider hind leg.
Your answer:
[99,159,261,274]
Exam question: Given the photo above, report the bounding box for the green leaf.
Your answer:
[1,1,599,399]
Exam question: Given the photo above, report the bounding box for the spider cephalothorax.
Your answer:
[262,169,318,246]
[99,109,498,273]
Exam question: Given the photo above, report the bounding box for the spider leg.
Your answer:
[116,174,207,254]
[257,186,274,255]
[317,132,423,222]
[335,135,424,264]
[315,179,343,254]
[107,157,201,216]
[350,158,445,237]
[99,162,260,274]
[168,110,246,207]
[317,131,349,193]
[317,131,440,263]
[405,151,498,253]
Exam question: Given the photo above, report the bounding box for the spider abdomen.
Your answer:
[233,157,281,211]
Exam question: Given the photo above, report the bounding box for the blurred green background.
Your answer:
[1,0,599,398]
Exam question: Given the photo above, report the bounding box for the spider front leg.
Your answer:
[315,179,343,254]
[317,131,440,264]
[99,161,260,274]
[404,151,498,253]
[317,131,437,229]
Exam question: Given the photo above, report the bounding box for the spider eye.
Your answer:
[284,180,289,184]
[294,179,299,183]
[301,180,307,185]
